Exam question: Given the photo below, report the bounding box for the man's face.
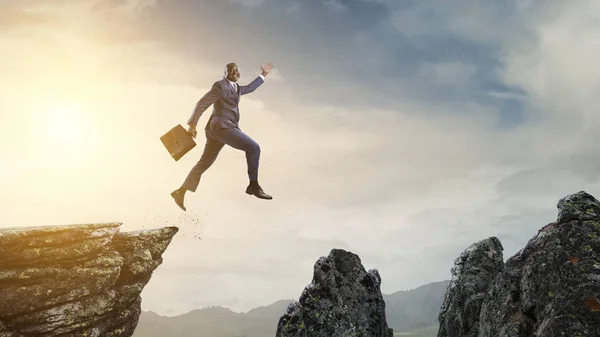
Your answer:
[226,64,240,82]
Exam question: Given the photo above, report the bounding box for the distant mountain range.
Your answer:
[132,280,449,337]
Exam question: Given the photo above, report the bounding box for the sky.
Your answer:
[1,0,600,316]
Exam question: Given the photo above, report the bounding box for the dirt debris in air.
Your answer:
[176,211,204,240]
[141,209,204,240]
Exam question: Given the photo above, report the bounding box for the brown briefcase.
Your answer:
[160,124,196,161]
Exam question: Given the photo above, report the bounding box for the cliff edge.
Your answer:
[0,222,178,337]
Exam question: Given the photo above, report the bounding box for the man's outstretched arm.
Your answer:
[239,75,264,95]
[239,62,274,96]
[187,82,222,131]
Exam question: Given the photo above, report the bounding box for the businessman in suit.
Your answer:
[171,62,274,211]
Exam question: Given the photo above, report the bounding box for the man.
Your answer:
[170,62,274,211]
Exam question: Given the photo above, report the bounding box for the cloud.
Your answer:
[227,0,266,8]
[323,0,348,13]
[264,68,284,83]
[486,91,527,101]
[416,61,478,87]
[500,1,600,127]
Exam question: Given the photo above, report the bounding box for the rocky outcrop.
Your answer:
[0,222,178,337]
[276,248,393,337]
[438,191,600,337]
[437,237,504,337]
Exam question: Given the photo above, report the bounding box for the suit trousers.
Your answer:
[182,126,261,192]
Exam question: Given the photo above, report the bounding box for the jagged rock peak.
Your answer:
[276,248,393,337]
[0,222,178,337]
[556,190,600,223]
[437,237,504,337]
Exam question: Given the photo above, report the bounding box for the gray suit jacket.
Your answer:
[187,75,264,130]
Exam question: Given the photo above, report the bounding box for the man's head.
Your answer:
[224,62,240,82]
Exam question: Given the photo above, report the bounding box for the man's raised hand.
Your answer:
[261,62,274,76]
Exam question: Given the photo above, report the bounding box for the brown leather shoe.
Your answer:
[171,189,186,211]
[245,184,273,200]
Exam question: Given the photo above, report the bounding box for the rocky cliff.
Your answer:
[437,237,504,337]
[0,222,178,337]
[276,248,393,337]
[438,191,600,337]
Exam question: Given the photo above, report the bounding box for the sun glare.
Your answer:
[43,100,88,150]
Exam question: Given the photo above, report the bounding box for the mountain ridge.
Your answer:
[143,281,449,317]
[134,280,449,337]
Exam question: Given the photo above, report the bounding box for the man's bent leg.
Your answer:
[211,127,272,199]
[182,135,225,192]
[211,127,260,180]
